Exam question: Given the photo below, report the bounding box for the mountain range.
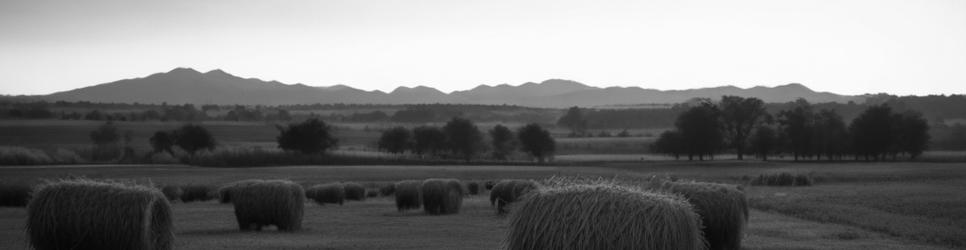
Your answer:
[38,68,863,107]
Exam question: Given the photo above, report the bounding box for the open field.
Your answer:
[1,162,964,249]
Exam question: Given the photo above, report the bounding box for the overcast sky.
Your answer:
[1,0,964,95]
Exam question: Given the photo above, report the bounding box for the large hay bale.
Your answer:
[656,181,748,250]
[506,184,705,250]
[0,183,31,207]
[394,180,421,211]
[180,184,215,202]
[421,178,463,215]
[27,179,174,250]
[161,185,183,202]
[232,180,304,232]
[490,179,538,214]
[344,182,367,201]
[217,180,260,204]
[467,181,481,195]
[306,183,345,205]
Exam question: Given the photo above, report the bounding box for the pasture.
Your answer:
[0,162,962,249]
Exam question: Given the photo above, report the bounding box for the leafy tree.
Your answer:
[89,121,120,146]
[749,126,778,161]
[557,106,587,135]
[412,126,446,158]
[517,123,555,163]
[489,125,517,160]
[849,104,895,161]
[443,117,483,161]
[719,96,767,160]
[149,131,175,154]
[778,99,815,161]
[812,109,849,160]
[651,130,684,160]
[276,118,337,154]
[378,126,411,154]
[173,124,216,155]
[675,100,723,160]
[893,111,930,159]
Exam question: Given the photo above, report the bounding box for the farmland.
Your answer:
[1,162,963,249]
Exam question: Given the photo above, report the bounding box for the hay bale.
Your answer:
[232,179,304,232]
[217,180,260,204]
[306,183,345,205]
[506,183,704,250]
[27,179,173,250]
[161,185,183,202]
[490,179,538,214]
[421,178,463,215]
[484,180,496,190]
[0,183,32,207]
[394,180,422,211]
[366,188,379,198]
[656,181,748,250]
[180,184,214,202]
[379,183,396,196]
[467,181,481,195]
[344,182,367,201]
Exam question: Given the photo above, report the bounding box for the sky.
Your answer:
[0,0,964,96]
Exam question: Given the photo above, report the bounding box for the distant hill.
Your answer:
[40,68,863,107]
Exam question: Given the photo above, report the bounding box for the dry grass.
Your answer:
[231,179,305,232]
[306,183,346,205]
[26,179,173,250]
[421,178,464,215]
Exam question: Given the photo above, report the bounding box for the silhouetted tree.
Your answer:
[557,106,587,136]
[675,100,723,160]
[276,118,337,154]
[173,124,216,155]
[517,123,555,163]
[378,126,411,154]
[719,96,767,160]
[850,104,895,161]
[893,111,930,159]
[489,124,516,160]
[812,109,849,160]
[412,126,446,158]
[149,131,175,154]
[89,121,120,146]
[651,130,684,160]
[443,117,483,161]
[778,99,815,161]
[749,126,778,161]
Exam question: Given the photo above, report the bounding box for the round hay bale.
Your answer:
[232,180,304,232]
[306,183,345,205]
[217,180,260,204]
[467,181,481,195]
[344,182,367,201]
[366,188,379,198]
[27,179,174,250]
[490,179,538,214]
[656,181,748,250]
[394,180,421,211]
[506,184,705,250]
[421,178,463,215]
[0,183,32,207]
[161,185,183,202]
[379,183,396,196]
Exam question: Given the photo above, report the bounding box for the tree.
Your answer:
[893,111,930,159]
[443,117,483,161]
[556,106,587,135]
[378,126,411,154]
[149,131,175,154]
[778,99,814,161]
[849,104,895,161]
[517,123,555,163]
[812,109,849,160]
[173,124,216,155]
[412,126,447,158]
[489,125,517,160]
[749,126,777,161]
[276,118,338,154]
[719,96,767,160]
[651,130,684,160]
[90,121,120,146]
[675,100,723,160]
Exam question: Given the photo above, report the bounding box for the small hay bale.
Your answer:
[366,188,379,198]
[180,184,214,202]
[421,178,463,215]
[306,183,345,205]
[232,180,304,232]
[27,179,174,250]
[467,181,481,195]
[344,182,367,201]
[490,179,538,214]
[394,180,422,211]
[161,185,183,202]
[506,183,705,250]
[0,183,32,207]
[379,183,396,196]
[656,180,748,250]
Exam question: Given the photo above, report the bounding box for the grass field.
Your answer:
[0,162,963,249]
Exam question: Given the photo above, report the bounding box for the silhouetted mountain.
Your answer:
[41,68,863,107]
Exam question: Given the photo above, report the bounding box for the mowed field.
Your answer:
[1,162,963,249]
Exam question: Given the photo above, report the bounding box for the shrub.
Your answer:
[490,179,538,214]
[180,184,215,202]
[751,172,814,186]
[276,118,338,154]
[421,178,463,215]
[0,146,53,165]
[466,181,481,195]
[161,185,183,202]
[506,183,704,250]
[344,182,367,201]
[394,180,422,211]
[306,183,345,205]
[231,180,304,232]
[0,183,32,207]
[379,183,396,196]
[27,179,173,250]
[654,180,748,250]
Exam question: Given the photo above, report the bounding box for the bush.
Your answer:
[27,179,173,250]
[751,172,814,186]
[180,184,215,202]
[0,183,32,207]
[490,179,538,214]
[276,118,338,154]
[161,185,183,202]
[654,180,749,250]
[506,183,704,250]
[421,179,463,215]
[306,183,345,205]
[344,182,367,201]
[394,180,422,211]
[231,180,304,232]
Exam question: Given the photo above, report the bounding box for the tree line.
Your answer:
[650,97,930,161]
[376,118,556,163]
